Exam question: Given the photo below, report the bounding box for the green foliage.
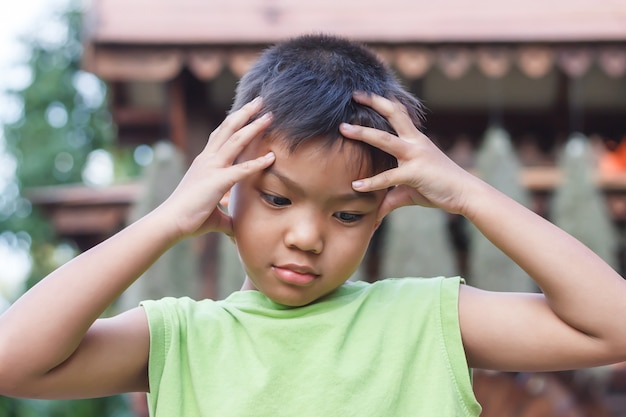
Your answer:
[1,5,109,244]
[0,2,135,416]
[3,9,115,190]
[0,395,134,417]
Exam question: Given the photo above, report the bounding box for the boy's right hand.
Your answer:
[158,97,275,240]
[0,98,274,400]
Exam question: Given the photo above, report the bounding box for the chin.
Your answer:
[265,288,320,308]
[271,295,316,308]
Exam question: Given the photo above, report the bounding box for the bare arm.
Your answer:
[340,92,626,371]
[457,182,626,370]
[0,211,173,398]
[0,98,275,399]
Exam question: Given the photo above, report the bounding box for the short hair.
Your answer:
[231,33,425,174]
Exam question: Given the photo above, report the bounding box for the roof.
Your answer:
[25,182,140,248]
[85,0,626,45]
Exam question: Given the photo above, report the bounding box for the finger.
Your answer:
[351,91,417,138]
[376,190,402,223]
[207,152,274,235]
[204,96,264,153]
[225,151,276,187]
[340,122,409,157]
[352,167,402,193]
[376,185,428,221]
[215,112,273,165]
[209,209,234,236]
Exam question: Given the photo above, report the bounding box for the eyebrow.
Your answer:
[265,167,379,203]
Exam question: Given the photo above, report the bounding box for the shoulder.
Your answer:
[338,277,464,324]
[367,276,463,300]
[141,296,220,312]
[140,296,226,333]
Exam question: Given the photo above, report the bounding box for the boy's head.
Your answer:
[228,34,425,306]
[230,33,424,175]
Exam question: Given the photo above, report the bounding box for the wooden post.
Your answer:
[168,74,187,151]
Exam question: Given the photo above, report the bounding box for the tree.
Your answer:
[1,3,117,280]
[0,1,134,415]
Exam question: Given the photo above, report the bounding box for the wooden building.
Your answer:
[39,0,624,285]
[82,0,626,155]
[29,0,626,289]
[26,1,626,414]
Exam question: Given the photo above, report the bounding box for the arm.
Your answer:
[457,182,626,371]
[0,98,275,399]
[340,92,626,372]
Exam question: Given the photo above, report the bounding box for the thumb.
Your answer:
[211,152,275,234]
[194,205,234,237]
[212,208,235,236]
[376,186,409,220]
[376,185,431,221]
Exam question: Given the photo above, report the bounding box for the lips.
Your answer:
[273,263,320,286]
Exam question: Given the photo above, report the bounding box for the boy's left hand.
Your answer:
[339,92,480,220]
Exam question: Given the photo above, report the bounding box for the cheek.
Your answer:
[229,188,270,246]
[229,186,253,245]
[332,226,376,260]
[229,183,259,225]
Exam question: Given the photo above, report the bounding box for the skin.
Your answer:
[230,138,385,307]
[0,93,625,402]
[342,92,626,371]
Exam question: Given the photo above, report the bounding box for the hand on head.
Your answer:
[159,97,275,239]
[340,92,476,220]
[164,89,473,241]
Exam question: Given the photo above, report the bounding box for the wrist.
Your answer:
[457,177,498,222]
[141,206,188,246]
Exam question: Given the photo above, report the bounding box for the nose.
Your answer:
[283,213,324,254]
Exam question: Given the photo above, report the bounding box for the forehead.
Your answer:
[261,133,377,178]
[239,134,382,204]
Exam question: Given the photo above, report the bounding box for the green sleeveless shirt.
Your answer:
[141,276,481,416]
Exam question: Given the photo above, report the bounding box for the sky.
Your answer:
[0,0,74,309]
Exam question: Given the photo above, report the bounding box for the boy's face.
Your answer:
[229,136,386,307]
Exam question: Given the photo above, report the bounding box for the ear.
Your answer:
[374,191,393,230]
[373,216,386,231]
[218,189,232,213]
[219,188,237,244]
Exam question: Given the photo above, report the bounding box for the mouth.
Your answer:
[272,264,320,286]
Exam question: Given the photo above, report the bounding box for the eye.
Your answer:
[334,212,364,224]
[261,193,291,207]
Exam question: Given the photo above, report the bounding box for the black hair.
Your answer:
[231,33,425,174]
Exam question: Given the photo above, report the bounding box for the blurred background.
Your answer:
[1,0,625,415]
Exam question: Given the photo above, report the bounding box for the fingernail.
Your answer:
[352,180,364,189]
[340,122,353,131]
[264,151,275,160]
[261,112,273,121]
[251,96,262,105]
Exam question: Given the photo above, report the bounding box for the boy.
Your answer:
[0,34,625,416]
